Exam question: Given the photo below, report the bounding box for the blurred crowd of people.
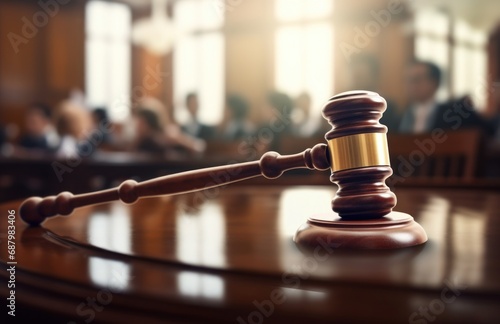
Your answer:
[1,57,499,160]
[0,89,320,159]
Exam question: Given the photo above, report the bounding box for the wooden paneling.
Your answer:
[0,0,85,131]
[0,3,41,100]
[46,6,85,95]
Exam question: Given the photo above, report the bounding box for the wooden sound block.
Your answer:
[294,211,428,250]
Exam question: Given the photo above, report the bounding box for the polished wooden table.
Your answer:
[1,185,500,323]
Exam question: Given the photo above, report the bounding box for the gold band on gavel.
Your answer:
[327,133,390,172]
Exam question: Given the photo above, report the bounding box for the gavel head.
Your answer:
[322,90,396,220]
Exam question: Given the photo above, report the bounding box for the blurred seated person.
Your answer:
[399,60,449,133]
[133,109,166,154]
[436,95,496,137]
[135,97,205,154]
[349,54,400,132]
[19,103,59,152]
[91,107,113,145]
[258,91,294,150]
[292,92,321,137]
[219,94,255,141]
[400,60,490,135]
[181,92,215,140]
[55,101,93,159]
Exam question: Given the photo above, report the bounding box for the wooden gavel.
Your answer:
[20,91,396,226]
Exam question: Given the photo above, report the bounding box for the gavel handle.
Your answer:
[20,143,330,226]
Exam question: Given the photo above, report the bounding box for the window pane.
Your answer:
[415,36,449,67]
[415,35,449,100]
[174,0,199,33]
[470,49,487,110]
[85,1,131,122]
[174,37,199,124]
[198,0,224,29]
[275,0,303,22]
[275,23,333,117]
[453,45,487,110]
[86,1,109,36]
[453,45,470,97]
[454,20,486,46]
[174,33,224,125]
[304,0,332,20]
[108,41,131,121]
[175,0,223,32]
[275,0,332,22]
[275,26,303,94]
[109,4,131,39]
[304,23,332,115]
[198,34,224,125]
[452,20,487,109]
[414,9,449,37]
[85,39,108,106]
[173,1,225,126]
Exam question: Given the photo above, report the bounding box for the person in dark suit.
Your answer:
[135,97,206,154]
[133,109,166,154]
[433,95,495,136]
[291,92,323,137]
[220,94,255,140]
[19,103,59,151]
[181,92,215,140]
[400,60,490,135]
[257,91,294,151]
[91,107,113,145]
[399,61,444,133]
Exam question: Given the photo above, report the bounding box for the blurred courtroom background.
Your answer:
[1,0,500,201]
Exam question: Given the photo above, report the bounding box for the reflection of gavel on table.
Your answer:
[19,91,427,249]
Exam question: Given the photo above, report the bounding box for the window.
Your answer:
[414,9,450,101]
[173,0,225,126]
[452,20,487,110]
[85,1,131,122]
[414,9,488,109]
[275,0,333,22]
[274,0,333,117]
